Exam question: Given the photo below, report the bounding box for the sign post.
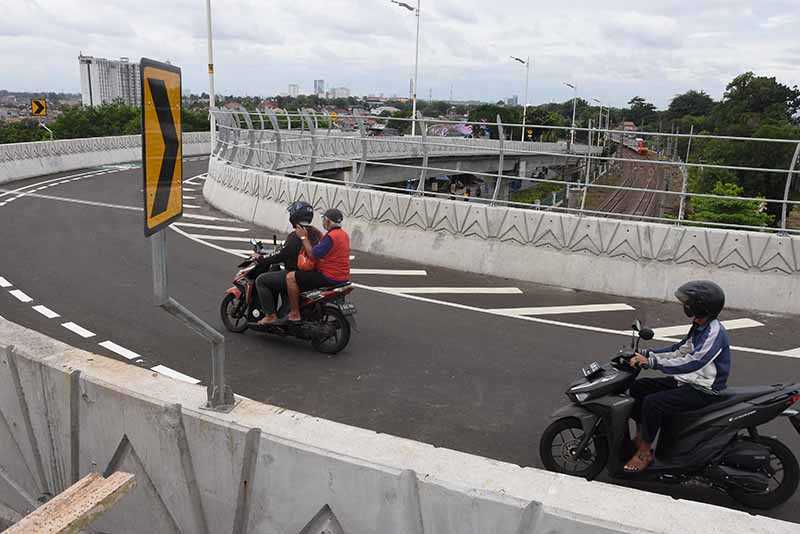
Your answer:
[141,58,234,411]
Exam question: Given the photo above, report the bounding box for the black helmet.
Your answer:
[675,280,725,318]
[288,201,314,226]
[323,208,344,224]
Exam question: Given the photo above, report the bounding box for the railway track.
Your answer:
[596,145,661,218]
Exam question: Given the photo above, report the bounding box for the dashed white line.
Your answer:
[8,289,33,303]
[185,234,281,243]
[99,340,142,360]
[183,195,197,200]
[488,303,635,316]
[32,305,60,319]
[182,213,239,222]
[351,269,428,276]
[651,318,764,338]
[183,204,202,209]
[174,222,250,232]
[183,188,198,192]
[61,322,95,338]
[151,365,201,384]
[375,287,523,295]
[0,277,11,288]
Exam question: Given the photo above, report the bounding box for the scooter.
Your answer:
[219,238,356,355]
[539,321,800,509]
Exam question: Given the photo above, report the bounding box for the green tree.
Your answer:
[467,104,520,139]
[688,180,773,227]
[628,96,658,127]
[0,120,49,143]
[668,90,715,118]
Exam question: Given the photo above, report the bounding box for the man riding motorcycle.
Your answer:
[253,201,321,326]
[625,280,731,472]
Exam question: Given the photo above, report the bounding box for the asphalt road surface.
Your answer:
[2,159,800,523]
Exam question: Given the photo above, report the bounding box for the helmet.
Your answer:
[674,280,725,318]
[288,201,314,226]
[323,208,344,224]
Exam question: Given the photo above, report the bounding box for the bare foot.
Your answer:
[255,314,278,326]
[624,449,654,473]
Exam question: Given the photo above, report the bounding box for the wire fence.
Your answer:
[209,110,800,234]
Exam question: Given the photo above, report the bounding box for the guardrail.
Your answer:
[211,110,800,233]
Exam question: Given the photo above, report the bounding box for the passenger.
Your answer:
[254,201,321,326]
[283,208,351,323]
[624,280,730,473]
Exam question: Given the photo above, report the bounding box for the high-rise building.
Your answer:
[330,87,350,99]
[314,79,325,96]
[506,95,519,106]
[289,84,299,98]
[78,55,141,107]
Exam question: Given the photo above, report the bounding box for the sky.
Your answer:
[0,0,797,108]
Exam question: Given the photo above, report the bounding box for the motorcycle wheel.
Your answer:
[220,294,248,333]
[539,417,608,480]
[311,307,351,355]
[729,436,799,510]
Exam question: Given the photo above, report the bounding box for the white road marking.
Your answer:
[183,195,197,200]
[0,277,11,288]
[183,188,198,192]
[61,322,95,338]
[488,303,635,316]
[184,234,281,243]
[651,318,764,338]
[351,269,428,276]
[151,365,201,384]
[32,305,60,319]
[174,222,249,232]
[8,290,33,303]
[182,213,239,222]
[782,347,800,357]
[183,204,202,209]
[375,287,523,295]
[0,170,101,200]
[98,340,142,360]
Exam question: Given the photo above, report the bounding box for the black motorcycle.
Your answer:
[219,238,356,355]
[539,321,800,509]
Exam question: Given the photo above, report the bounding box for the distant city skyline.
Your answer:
[0,1,797,109]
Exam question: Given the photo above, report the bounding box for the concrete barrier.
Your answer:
[0,316,795,533]
[204,157,800,315]
[0,132,210,185]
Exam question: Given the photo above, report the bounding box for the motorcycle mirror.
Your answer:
[632,320,641,332]
[639,328,654,341]
[249,238,258,246]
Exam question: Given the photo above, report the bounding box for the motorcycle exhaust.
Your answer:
[705,465,770,493]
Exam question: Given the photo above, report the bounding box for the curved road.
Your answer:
[1,158,800,523]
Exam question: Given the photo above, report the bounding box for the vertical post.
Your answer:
[677,124,694,222]
[353,116,367,185]
[205,0,216,141]
[410,0,421,137]
[780,142,800,231]
[569,88,577,149]
[491,115,506,204]
[580,119,593,211]
[416,119,429,193]
[520,56,530,142]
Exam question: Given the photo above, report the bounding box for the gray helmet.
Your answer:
[323,208,344,224]
[675,280,725,318]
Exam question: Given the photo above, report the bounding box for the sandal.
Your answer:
[623,449,653,473]
[255,314,279,326]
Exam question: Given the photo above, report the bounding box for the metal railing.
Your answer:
[209,110,800,234]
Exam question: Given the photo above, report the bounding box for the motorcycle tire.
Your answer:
[220,293,248,333]
[729,436,799,510]
[539,417,609,480]
[311,306,351,355]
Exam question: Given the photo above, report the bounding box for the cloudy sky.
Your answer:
[0,0,797,108]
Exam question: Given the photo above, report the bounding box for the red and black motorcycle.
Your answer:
[219,238,356,355]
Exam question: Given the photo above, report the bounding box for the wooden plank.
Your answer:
[5,472,135,534]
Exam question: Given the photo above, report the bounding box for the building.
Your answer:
[330,87,350,99]
[288,84,299,98]
[506,95,519,106]
[314,80,325,97]
[78,55,141,107]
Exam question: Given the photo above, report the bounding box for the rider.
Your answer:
[283,208,351,323]
[254,201,321,326]
[625,280,730,473]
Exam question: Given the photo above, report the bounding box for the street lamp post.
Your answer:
[564,82,577,149]
[592,98,604,149]
[392,0,421,136]
[205,0,217,136]
[511,56,530,142]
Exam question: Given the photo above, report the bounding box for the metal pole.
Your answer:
[521,57,530,142]
[677,124,694,222]
[411,0,421,137]
[205,0,216,139]
[491,114,505,204]
[780,142,800,230]
[580,119,593,211]
[570,87,577,148]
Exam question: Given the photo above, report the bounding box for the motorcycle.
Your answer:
[539,320,800,509]
[219,238,356,355]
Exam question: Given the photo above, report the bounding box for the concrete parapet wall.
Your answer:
[204,157,800,315]
[1,316,795,533]
[0,132,211,185]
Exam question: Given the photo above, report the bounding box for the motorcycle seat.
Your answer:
[300,282,352,297]
[679,385,781,418]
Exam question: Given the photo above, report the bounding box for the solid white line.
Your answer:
[183,204,202,209]
[183,195,197,200]
[0,170,101,199]
[0,191,141,212]
[0,277,11,288]
[652,318,764,338]
[61,322,95,338]
[488,303,635,316]
[374,287,523,295]
[183,188,198,192]
[174,222,249,232]
[782,347,800,357]
[151,365,201,384]
[184,234,280,243]
[182,213,239,222]
[32,305,60,319]
[98,340,142,360]
[351,269,428,276]
[8,290,33,303]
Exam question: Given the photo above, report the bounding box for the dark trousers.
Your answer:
[255,271,287,315]
[629,377,715,443]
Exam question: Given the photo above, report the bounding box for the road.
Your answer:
[1,159,800,523]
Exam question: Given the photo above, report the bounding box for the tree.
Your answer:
[467,104,520,139]
[669,90,715,118]
[688,180,773,227]
[628,96,658,127]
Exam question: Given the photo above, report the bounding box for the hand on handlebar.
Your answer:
[629,353,649,369]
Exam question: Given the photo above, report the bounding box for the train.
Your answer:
[635,137,648,155]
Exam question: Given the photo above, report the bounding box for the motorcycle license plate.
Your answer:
[339,302,357,315]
